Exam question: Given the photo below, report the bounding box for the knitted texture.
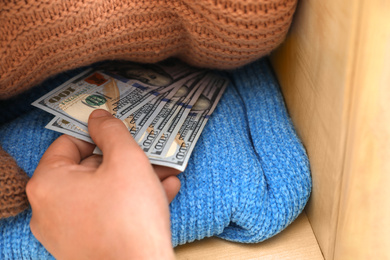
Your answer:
[0,0,297,99]
[0,147,29,219]
[0,58,311,258]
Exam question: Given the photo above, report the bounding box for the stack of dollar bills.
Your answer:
[32,59,228,171]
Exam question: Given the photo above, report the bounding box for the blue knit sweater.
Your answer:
[0,58,311,259]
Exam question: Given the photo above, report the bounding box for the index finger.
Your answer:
[37,135,95,170]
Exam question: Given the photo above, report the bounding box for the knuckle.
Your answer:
[25,178,37,200]
[26,177,47,205]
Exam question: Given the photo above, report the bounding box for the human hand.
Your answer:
[27,109,180,260]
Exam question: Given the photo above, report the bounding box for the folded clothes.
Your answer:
[0,58,311,258]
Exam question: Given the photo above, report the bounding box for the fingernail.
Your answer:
[89,109,112,119]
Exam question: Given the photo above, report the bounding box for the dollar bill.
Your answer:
[44,72,205,155]
[32,59,203,131]
[45,97,162,146]
[45,74,201,145]
[135,73,207,153]
[146,73,220,158]
[148,74,228,171]
[33,69,146,131]
[45,117,94,144]
[37,60,228,171]
[102,59,205,120]
[145,74,213,157]
[127,72,206,138]
[92,73,209,156]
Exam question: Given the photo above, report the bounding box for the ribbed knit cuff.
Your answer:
[0,146,30,219]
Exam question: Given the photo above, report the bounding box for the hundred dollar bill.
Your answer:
[127,72,206,138]
[45,117,94,144]
[46,93,172,146]
[145,74,212,157]
[92,73,208,156]
[101,59,205,120]
[32,69,147,131]
[148,74,228,171]
[33,59,203,131]
[45,76,201,146]
[135,73,207,153]
[57,72,204,155]
[87,71,205,146]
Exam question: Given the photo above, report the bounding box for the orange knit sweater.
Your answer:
[0,0,297,218]
[0,0,297,99]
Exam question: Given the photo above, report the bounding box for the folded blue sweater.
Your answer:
[0,58,311,259]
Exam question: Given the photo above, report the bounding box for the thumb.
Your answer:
[88,110,141,161]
